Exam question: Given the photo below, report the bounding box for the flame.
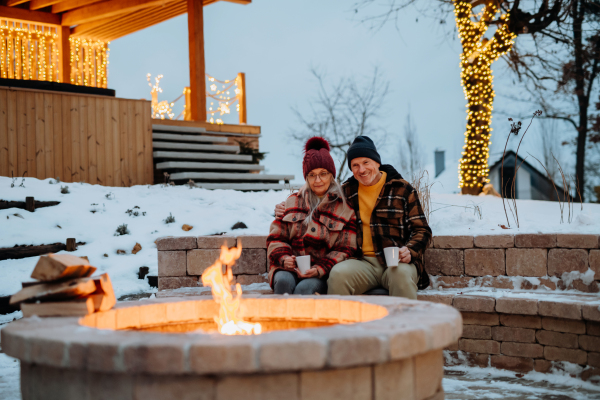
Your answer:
[201,241,262,335]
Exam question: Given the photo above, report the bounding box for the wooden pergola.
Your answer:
[0,0,251,121]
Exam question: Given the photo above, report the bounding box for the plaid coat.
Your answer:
[343,164,433,289]
[266,191,358,288]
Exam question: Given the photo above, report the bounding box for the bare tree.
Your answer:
[398,108,424,178]
[290,67,390,181]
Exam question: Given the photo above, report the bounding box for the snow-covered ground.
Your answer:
[1,177,600,399]
[1,176,600,298]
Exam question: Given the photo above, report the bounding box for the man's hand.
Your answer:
[282,255,296,270]
[296,267,319,279]
[399,246,411,264]
[274,201,285,219]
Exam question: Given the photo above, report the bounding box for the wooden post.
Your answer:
[66,238,76,251]
[25,197,35,212]
[237,72,247,124]
[58,26,71,84]
[187,0,206,122]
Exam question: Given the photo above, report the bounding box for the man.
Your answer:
[275,136,432,298]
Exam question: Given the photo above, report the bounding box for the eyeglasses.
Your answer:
[307,171,330,181]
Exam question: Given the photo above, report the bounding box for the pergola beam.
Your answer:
[0,5,60,24]
[61,0,177,26]
[72,1,186,41]
[6,0,30,7]
[52,0,103,14]
[29,0,62,10]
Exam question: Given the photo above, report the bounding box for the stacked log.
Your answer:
[10,254,116,317]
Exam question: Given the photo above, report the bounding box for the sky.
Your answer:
[106,0,572,190]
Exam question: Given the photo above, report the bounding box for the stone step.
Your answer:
[168,172,294,182]
[189,183,295,191]
[153,124,260,138]
[155,161,265,171]
[153,151,253,162]
[152,141,240,153]
[152,124,207,134]
[152,132,228,143]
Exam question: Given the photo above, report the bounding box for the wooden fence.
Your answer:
[0,87,153,187]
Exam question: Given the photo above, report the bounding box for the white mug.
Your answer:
[383,247,400,267]
[296,255,311,274]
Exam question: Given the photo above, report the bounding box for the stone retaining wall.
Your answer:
[157,235,269,290]
[158,233,600,292]
[417,292,600,376]
[426,234,600,292]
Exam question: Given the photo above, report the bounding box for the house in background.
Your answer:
[488,151,568,201]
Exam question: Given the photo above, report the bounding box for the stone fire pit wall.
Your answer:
[157,235,270,291]
[2,296,461,400]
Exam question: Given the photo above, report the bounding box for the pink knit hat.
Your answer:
[302,137,336,179]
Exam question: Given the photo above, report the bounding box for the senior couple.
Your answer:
[266,136,432,298]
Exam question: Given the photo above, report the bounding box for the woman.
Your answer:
[266,137,357,295]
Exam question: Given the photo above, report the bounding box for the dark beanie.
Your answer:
[302,137,336,179]
[347,136,381,168]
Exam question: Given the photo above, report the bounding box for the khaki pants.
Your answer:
[327,256,418,299]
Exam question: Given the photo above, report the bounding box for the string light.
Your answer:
[0,18,109,88]
[454,0,516,191]
[69,37,109,88]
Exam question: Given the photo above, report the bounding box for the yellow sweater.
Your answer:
[358,172,387,257]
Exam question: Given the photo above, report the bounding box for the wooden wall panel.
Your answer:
[7,90,17,178]
[0,89,7,177]
[52,94,63,181]
[26,92,36,179]
[0,87,152,187]
[44,93,55,179]
[61,95,72,182]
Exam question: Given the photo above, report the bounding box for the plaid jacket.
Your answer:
[342,164,433,289]
[266,191,358,288]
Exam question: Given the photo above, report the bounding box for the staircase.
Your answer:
[153,123,295,190]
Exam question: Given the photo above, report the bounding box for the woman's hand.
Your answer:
[274,201,285,219]
[296,267,320,279]
[282,255,297,270]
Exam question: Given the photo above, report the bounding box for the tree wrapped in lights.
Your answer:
[454,0,562,194]
[455,0,516,194]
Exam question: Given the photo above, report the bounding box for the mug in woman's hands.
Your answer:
[296,255,311,274]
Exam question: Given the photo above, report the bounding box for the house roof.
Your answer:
[0,0,250,41]
[489,150,568,194]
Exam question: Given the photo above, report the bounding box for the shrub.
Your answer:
[60,186,70,194]
[115,223,130,236]
[164,213,175,224]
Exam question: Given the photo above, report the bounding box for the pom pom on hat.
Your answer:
[305,136,331,153]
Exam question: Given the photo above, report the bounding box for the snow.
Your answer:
[1,176,600,298]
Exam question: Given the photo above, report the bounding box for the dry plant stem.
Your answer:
[552,152,571,224]
[501,132,513,228]
[512,114,538,227]
[511,157,528,228]
[528,152,565,223]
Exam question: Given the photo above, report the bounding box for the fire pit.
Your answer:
[2,295,460,400]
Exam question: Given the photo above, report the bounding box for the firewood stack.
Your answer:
[9,254,116,317]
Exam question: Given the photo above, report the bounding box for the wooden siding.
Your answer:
[0,86,152,186]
